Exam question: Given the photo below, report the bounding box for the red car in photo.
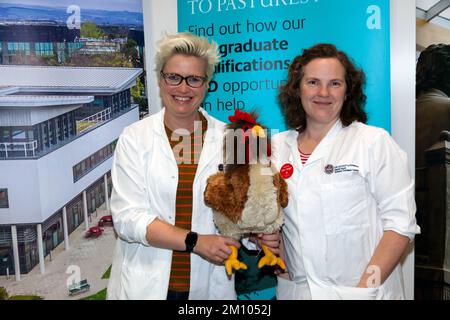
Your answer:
[98,215,113,226]
[85,226,104,238]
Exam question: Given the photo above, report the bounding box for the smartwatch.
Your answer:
[184,231,198,253]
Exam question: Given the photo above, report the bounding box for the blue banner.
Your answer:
[178,0,390,132]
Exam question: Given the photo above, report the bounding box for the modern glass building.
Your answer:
[0,22,145,65]
[0,65,142,278]
[0,21,81,64]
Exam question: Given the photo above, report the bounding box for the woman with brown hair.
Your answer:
[272,43,420,299]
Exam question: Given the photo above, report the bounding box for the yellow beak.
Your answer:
[252,125,266,138]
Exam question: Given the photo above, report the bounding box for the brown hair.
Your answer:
[278,43,367,131]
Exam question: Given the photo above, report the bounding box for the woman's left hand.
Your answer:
[251,231,281,255]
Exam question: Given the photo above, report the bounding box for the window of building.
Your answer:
[73,163,81,179]
[1,127,36,142]
[1,128,11,141]
[67,42,84,56]
[12,129,26,140]
[112,94,120,114]
[63,116,69,138]
[103,96,112,109]
[72,140,118,182]
[93,97,104,107]
[68,113,76,136]
[0,189,9,208]
[7,42,30,55]
[48,119,56,145]
[41,122,49,147]
[35,42,53,56]
[56,117,63,141]
[27,129,35,140]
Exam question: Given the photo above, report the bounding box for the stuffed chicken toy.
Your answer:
[204,109,288,276]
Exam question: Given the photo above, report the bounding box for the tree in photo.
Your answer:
[81,22,105,39]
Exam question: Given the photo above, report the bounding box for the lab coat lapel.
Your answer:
[195,109,223,179]
[284,130,303,173]
[153,108,179,164]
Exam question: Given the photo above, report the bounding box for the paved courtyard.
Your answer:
[0,207,116,300]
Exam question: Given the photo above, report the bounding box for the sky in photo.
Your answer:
[2,0,143,13]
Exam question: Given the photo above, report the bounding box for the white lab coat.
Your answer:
[107,108,236,300]
[272,120,420,300]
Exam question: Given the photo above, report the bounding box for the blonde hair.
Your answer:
[155,32,220,81]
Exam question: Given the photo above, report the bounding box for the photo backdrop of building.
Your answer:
[0,0,145,278]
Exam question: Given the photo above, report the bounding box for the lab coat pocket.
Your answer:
[121,265,162,299]
[276,276,297,300]
[320,176,369,235]
[277,276,312,300]
[208,264,236,300]
[333,285,379,300]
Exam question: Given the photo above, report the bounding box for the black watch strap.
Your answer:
[184,231,198,253]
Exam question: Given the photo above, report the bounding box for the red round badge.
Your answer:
[280,163,294,179]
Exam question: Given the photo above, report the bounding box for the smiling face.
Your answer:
[299,58,347,129]
[159,54,208,124]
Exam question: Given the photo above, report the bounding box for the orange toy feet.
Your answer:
[258,244,286,270]
[225,245,247,276]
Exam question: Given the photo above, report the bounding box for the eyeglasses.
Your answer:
[160,72,208,88]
